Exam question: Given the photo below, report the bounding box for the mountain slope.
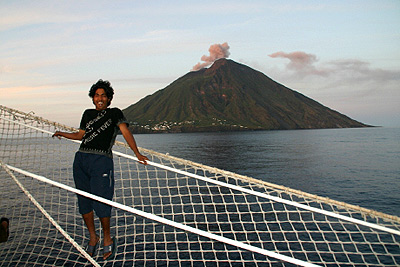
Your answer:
[123,59,369,132]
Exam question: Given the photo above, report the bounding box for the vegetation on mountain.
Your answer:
[123,59,369,133]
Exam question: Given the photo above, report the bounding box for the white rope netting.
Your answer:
[1,105,399,266]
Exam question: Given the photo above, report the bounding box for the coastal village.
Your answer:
[128,118,248,133]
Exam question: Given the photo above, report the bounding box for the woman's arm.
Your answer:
[119,123,148,164]
[52,129,85,140]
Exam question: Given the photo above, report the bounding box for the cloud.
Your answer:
[0,3,87,31]
[192,42,230,71]
[268,51,327,76]
[326,59,400,81]
[266,50,400,126]
[269,51,317,67]
[269,51,400,84]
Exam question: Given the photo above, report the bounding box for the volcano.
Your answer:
[123,59,369,133]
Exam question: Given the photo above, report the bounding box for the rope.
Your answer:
[4,163,320,267]
[0,162,101,267]
[2,104,399,266]
[3,115,400,236]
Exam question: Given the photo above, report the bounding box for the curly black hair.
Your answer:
[88,79,114,106]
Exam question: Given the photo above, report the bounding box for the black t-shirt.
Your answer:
[78,108,127,158]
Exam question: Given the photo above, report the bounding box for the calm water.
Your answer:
[124,127,400,217]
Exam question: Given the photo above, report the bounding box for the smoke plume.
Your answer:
[269,51,319,71]
[192,42,230,71]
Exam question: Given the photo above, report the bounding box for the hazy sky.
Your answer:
[1,1,399,127]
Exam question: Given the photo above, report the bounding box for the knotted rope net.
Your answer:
[1,105,399,266]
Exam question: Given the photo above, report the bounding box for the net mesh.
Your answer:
[1,104,399,267]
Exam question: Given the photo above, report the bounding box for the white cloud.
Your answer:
[0,3,89,31]
[269,51,400,84]
[265,50,400,126]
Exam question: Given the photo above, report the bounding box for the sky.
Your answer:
[1,0,400,128]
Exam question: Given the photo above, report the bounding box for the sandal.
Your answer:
[85,236,99,257]
[103,237,117,260]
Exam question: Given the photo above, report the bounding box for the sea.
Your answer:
[122,127,400,217]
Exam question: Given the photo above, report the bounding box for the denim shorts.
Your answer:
[73,152,114,218]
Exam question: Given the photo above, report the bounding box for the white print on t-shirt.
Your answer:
[85,110,106,133]
[83,118,112,145]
